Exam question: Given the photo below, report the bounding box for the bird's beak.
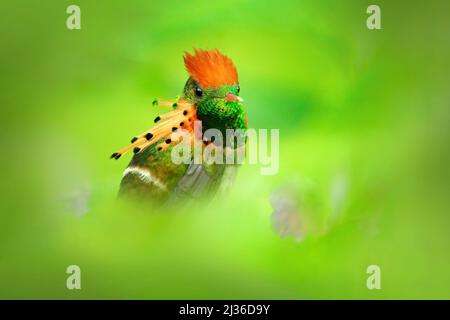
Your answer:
[225,93,244,103]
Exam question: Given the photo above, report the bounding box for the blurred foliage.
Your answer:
[0,0,449,299]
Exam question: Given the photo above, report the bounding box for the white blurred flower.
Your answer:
[63,183,91,217]
[270,189,303,241]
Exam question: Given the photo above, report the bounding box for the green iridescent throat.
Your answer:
[182,77,247,135]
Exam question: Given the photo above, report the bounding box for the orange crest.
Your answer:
[183,49,238,88]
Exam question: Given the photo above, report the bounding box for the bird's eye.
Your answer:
[236,85,240,94]
[195,86,203,97]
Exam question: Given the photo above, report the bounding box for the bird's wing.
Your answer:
[168,161,228,202]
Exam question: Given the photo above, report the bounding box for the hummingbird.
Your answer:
[110,49,247,203]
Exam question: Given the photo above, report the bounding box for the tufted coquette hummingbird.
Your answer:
[111,49,248,203]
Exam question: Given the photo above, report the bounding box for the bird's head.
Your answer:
[182,49,247,135]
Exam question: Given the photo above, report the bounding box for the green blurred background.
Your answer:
[0,0,449,299]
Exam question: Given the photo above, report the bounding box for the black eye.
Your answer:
[237,85,240,94]
[195,86,203,97]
